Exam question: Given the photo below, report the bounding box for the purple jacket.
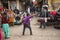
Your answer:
[23,16,32,24]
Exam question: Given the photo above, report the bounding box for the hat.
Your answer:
[43,5,48,8]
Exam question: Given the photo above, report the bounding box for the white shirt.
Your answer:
[27,8,30,14]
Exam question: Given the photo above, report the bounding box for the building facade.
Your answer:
[48,0,60,11]
[0,0,60,11]
[0,0,22,10]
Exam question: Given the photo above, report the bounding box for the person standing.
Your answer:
[8,10,14,26]
[22,13,34,35]
[2,13,10,39]
[27,6,31,14]
[39,7,48,29]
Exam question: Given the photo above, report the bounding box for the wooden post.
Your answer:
[16,0,20,10]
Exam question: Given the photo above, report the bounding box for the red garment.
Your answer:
[50,11,56,16]
[2,17,9,24]
[0,29,2,40]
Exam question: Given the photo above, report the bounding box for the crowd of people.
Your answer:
[0,5,60,40]
[0,8,15,39]
[0,6,46,40]
[0,7,22,39]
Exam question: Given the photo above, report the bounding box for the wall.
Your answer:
[52,0,60,10]
[48,0,53,11]
[48,0,60,11]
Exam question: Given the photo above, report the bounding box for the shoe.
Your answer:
[30,34,32,35]
[22,34,25,36]
[5,37,10,39]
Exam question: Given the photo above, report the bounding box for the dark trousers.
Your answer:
[22,24,32,35]
[40,22,46,28]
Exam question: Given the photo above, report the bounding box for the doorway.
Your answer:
[3,2,8,9]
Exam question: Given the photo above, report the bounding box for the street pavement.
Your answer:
[3,17,60,40]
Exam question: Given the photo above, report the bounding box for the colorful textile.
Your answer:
[50,11,57,16]
[8,11,14,23]
[9,17,14,22]
[2,24,10,37]
[0,29,2,40]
